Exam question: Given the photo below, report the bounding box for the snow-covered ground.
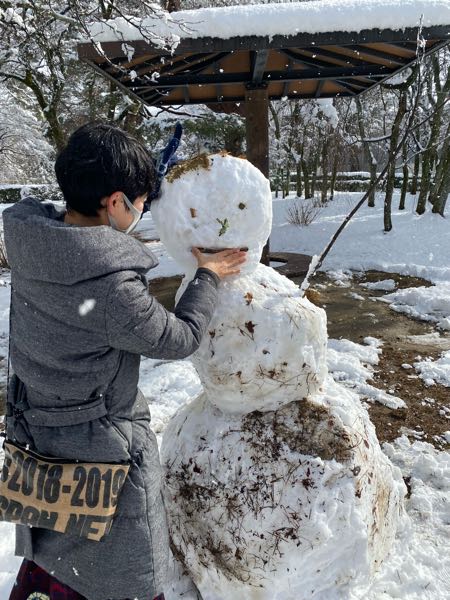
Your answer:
[0,191,449,599]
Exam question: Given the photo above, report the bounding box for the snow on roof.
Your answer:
[88,0,450,47]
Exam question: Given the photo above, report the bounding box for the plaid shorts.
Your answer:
[9,560,165,600]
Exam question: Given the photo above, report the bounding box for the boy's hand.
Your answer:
[191,247,247,279]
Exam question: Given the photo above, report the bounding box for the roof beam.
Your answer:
[130,65,389,90]
[282,58,292,97]
[345,44,408,65]
[301,46,371,67]
[139,91,356,106]
[280,48,377,88]
[78,26,450,59]
[128,52,230,82]
[380,42,418,55]
[315,80,325,98]
[250,50,269,85]
[333,80,358,95]
[214,61,224,102]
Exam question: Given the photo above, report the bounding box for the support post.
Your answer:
[245,86,270,264]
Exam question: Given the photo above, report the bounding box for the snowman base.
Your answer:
[161,377,405,600]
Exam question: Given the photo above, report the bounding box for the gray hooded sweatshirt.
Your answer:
[3,197,219,599]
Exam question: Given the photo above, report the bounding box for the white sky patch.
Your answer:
[78,298,96,317]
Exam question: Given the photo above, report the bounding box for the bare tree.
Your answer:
[415,51,450,214]
[0,1,180,150]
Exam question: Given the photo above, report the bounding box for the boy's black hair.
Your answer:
[55,122,156,217]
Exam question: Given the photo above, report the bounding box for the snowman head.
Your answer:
[151,153,272,274]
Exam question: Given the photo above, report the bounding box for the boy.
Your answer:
[3,122,246,599]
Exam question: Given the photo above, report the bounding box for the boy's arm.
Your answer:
[105,268,220,359]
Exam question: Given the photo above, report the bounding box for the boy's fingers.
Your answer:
[191,247,202,258]
[215,248,238,257]
[226,257,246,267]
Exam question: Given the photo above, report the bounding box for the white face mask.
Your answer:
[108,194,142,235]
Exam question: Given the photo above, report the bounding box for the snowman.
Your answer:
[151,154,405,600]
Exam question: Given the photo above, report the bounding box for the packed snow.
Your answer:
[327,337,406,409]
[414,351,450,387]
[161,376,404,600]
[362,279,397,291]
[155,154,403,599]
[381,284,450,331]
[151,154,273,277]
[88,1,450,47]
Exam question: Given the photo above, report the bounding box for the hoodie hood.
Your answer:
[3,197,158,285]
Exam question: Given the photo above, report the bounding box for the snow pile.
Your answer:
[162,377,405,600]
[154,155,404,599]
[369,436,450,600]
[381,283,450,331]
[326,268,354,287]
[328,337,406,409]
[88,1,450,45]
[362,279,397,291]
[414,351,450,387]
[192,265,328,413]
[138,358,202,434]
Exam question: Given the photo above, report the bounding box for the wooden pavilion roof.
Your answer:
[77,8,450,106]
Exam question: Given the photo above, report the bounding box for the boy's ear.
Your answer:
[103,192,122,211]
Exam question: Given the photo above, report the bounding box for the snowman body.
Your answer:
[152,154,404,599]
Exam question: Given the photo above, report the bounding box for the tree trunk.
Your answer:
[416,152,432,214]
[45,105,66,152]
[384,91,407,232]
[399,146,409,210]
[416,64,450,213]
[410,153,420,195]
[296,162,303,197]
[356,97,377,207]
[274,168,280,198]
[329,154,339,201]
[311,154,319,198]
[428,121,450,208]
[302,159,311,199]
[22,70,66,151]
[320,143,329,204]
[285,164,292,197]
[431,149,450,215]
[281,168,287,199]
[384,162,396,231]
[368,159,377,207]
